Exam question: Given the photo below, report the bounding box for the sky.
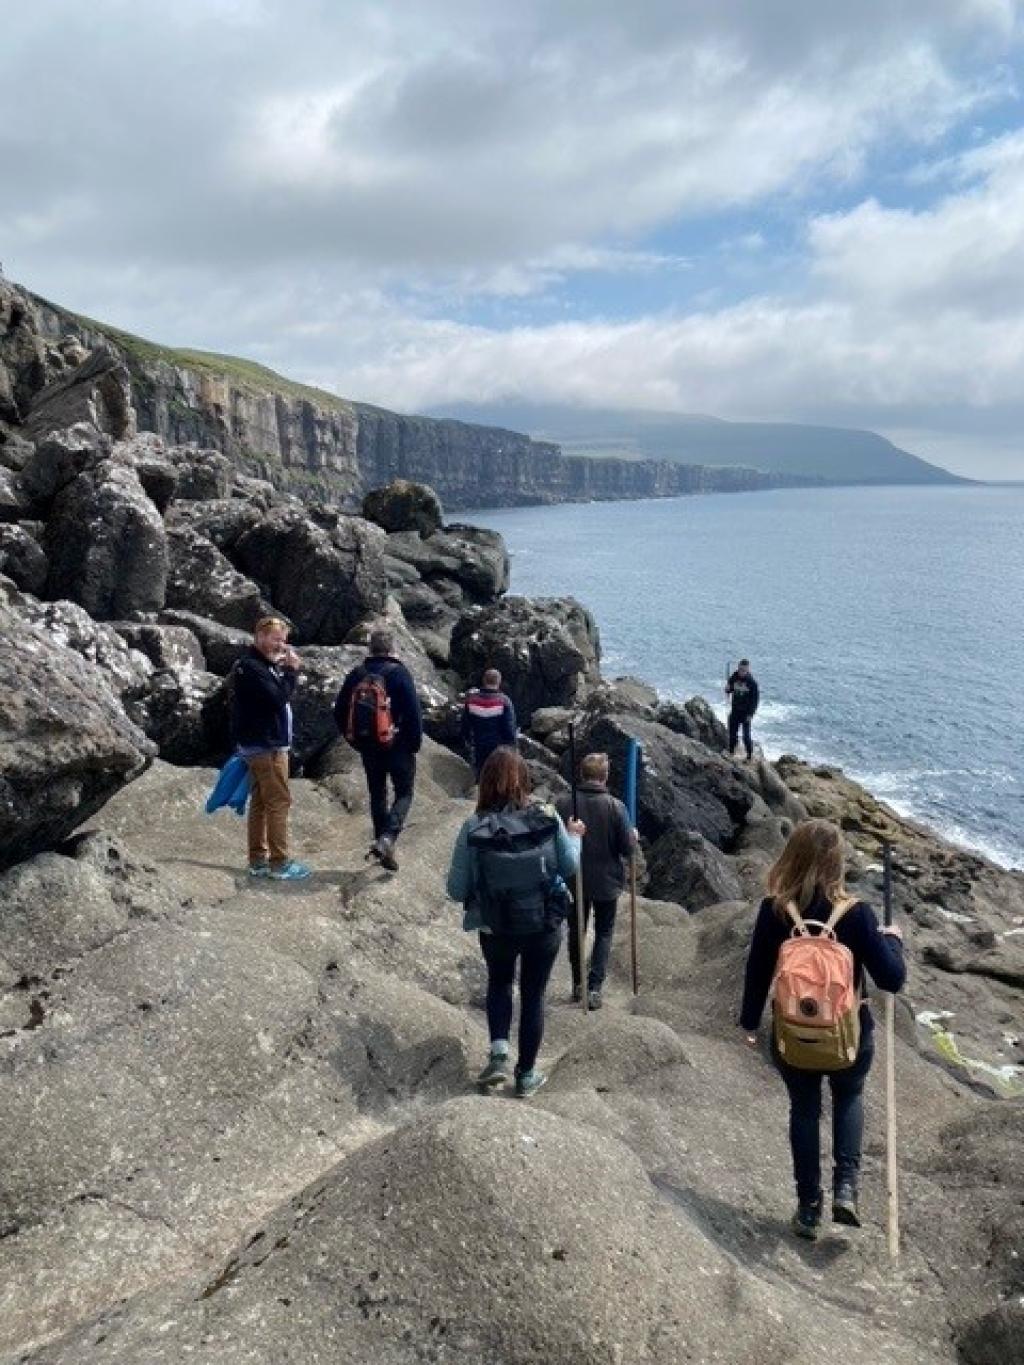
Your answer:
[2,1,1024,478]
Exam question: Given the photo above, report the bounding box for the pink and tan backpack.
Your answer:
[771,899,860,1071]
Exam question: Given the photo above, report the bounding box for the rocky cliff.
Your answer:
[19,285,794,510]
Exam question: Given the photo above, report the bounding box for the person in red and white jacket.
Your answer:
[461,668,517,777]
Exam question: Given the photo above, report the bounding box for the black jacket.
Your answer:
[334,655,424,754]
[727,670,760,718]
[230,647,298,751]
[740,892,906,1037]
[556,782,634,901]
[460,687,517,768]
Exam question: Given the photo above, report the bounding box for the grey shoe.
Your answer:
[587,990,603,1010]
[832,1184,861,1227]
[476,1052,510,1089]
[248,861,271,878]
[515,1069,548,1099]
[377,836,399,872]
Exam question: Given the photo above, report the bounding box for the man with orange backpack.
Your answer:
[334,629,423,871]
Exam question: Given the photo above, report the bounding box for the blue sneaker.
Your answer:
[476,1052,511,1088]
[248,861,271,878]
[515,1069,547,1099]
[270,860,312,881]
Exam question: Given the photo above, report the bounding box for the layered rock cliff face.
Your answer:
[23,287,790,510]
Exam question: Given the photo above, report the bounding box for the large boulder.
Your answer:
[646,829,744,910]
[167,498,263,552]
[0,465,26,522]
[451,596,600,727]
[0,524,47,594]
[45,461,168,619]
[17,422,110,508]
[0,283,48,423]
[656,696,729,750]
[112,433,178,513]
[165,527,270,631]
[111,622,205,673]
[233,509,387,645]
[386,524,510,603]
[170,448,234,501]
[129,665,223,766]
[362,479,443,537]
[572,712,759,850]
[0,605,153,870]
[23,345,135,443]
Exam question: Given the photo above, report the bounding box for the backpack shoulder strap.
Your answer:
[823,896,858,933]
[782,900,809,936]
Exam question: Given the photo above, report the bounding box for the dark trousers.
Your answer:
[774,1040,874,1204]
[480,928,561,1075]
[728,712,753,758]
[361,748,416,842]
[567,895,619,992]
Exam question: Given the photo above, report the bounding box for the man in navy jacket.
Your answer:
[334,629,423,871]
[461,668,517,776]
[231,616,310,880]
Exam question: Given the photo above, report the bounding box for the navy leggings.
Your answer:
[480,928,562,1075]
[774,1037,875,1203]
[728,712,753,758]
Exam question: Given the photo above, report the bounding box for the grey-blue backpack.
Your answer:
[468,806,570,934]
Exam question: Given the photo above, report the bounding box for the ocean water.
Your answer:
[475,484,1024,869]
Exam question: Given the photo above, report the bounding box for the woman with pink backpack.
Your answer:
[739,820,905,1240]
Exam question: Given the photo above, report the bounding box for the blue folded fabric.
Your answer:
[205,755,251,816]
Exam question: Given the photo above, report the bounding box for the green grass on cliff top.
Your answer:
[48,300,355,413]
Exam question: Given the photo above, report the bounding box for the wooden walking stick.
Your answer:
[882,841,900,1260]
[624,738,641,996]
[568,723,588,1013]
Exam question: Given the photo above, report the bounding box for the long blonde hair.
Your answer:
[766,819,848,918]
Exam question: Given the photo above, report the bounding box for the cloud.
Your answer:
[2,1,1024,476]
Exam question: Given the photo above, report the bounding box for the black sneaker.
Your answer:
[792,1195,823,1241]
[832,1184,861,1227]
[571,984,583,1004]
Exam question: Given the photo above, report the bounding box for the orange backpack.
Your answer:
[771,899,860,1071]
[345,669,396,748]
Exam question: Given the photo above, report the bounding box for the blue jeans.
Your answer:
[480,928,561,1075]
[773,1036,875,1203]
[361,748,416,841]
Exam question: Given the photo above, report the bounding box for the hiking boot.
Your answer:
[571,984,583,1004]
[377,836,399,872]
[791,1195,823,1241]
[248,860,271,878]
[832,1183,862,1227]
[587,990,603,1010]
[476,1051,510,1089]
[366,840,382,862]
[270,860,312,881]
[515,1069,548,1099]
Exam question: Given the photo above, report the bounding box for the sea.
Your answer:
[474,484,1024,870]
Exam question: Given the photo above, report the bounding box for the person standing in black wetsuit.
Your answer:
[726,658,760,761]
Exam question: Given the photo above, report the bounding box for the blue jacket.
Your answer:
[460,687,517,770]
[205,755,250,815]
[230,647,297,752]
[446,803,581,932]
[740,892,906,1037]
[334,655,423,753]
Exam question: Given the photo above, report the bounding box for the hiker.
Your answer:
[230,616,311,881]
[446,747,585,1098]
[725,658,759,761]
[555,751,637,1009]
[334,628,423,872]
[460,668,517,777]
[739,819,905,1240]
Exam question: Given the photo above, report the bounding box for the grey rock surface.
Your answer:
[23,346,135,443]
[646,828,744,909]
[165,525,270,630]
[362,478,444,536]
[0,523,47,594]
[158,609,249,675]
[18,421,111,508]
[0,605,152,870]
[45,461,168,619]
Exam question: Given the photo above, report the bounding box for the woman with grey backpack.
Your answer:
[446,747,584,1098]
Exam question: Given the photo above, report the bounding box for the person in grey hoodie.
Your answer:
[556,751,637,1009]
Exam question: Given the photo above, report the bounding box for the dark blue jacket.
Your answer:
[460,687,517,770]
[740,892,906,1038]
[230,647,297,752]
[334,655,423,754]
[727,670,760,718]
